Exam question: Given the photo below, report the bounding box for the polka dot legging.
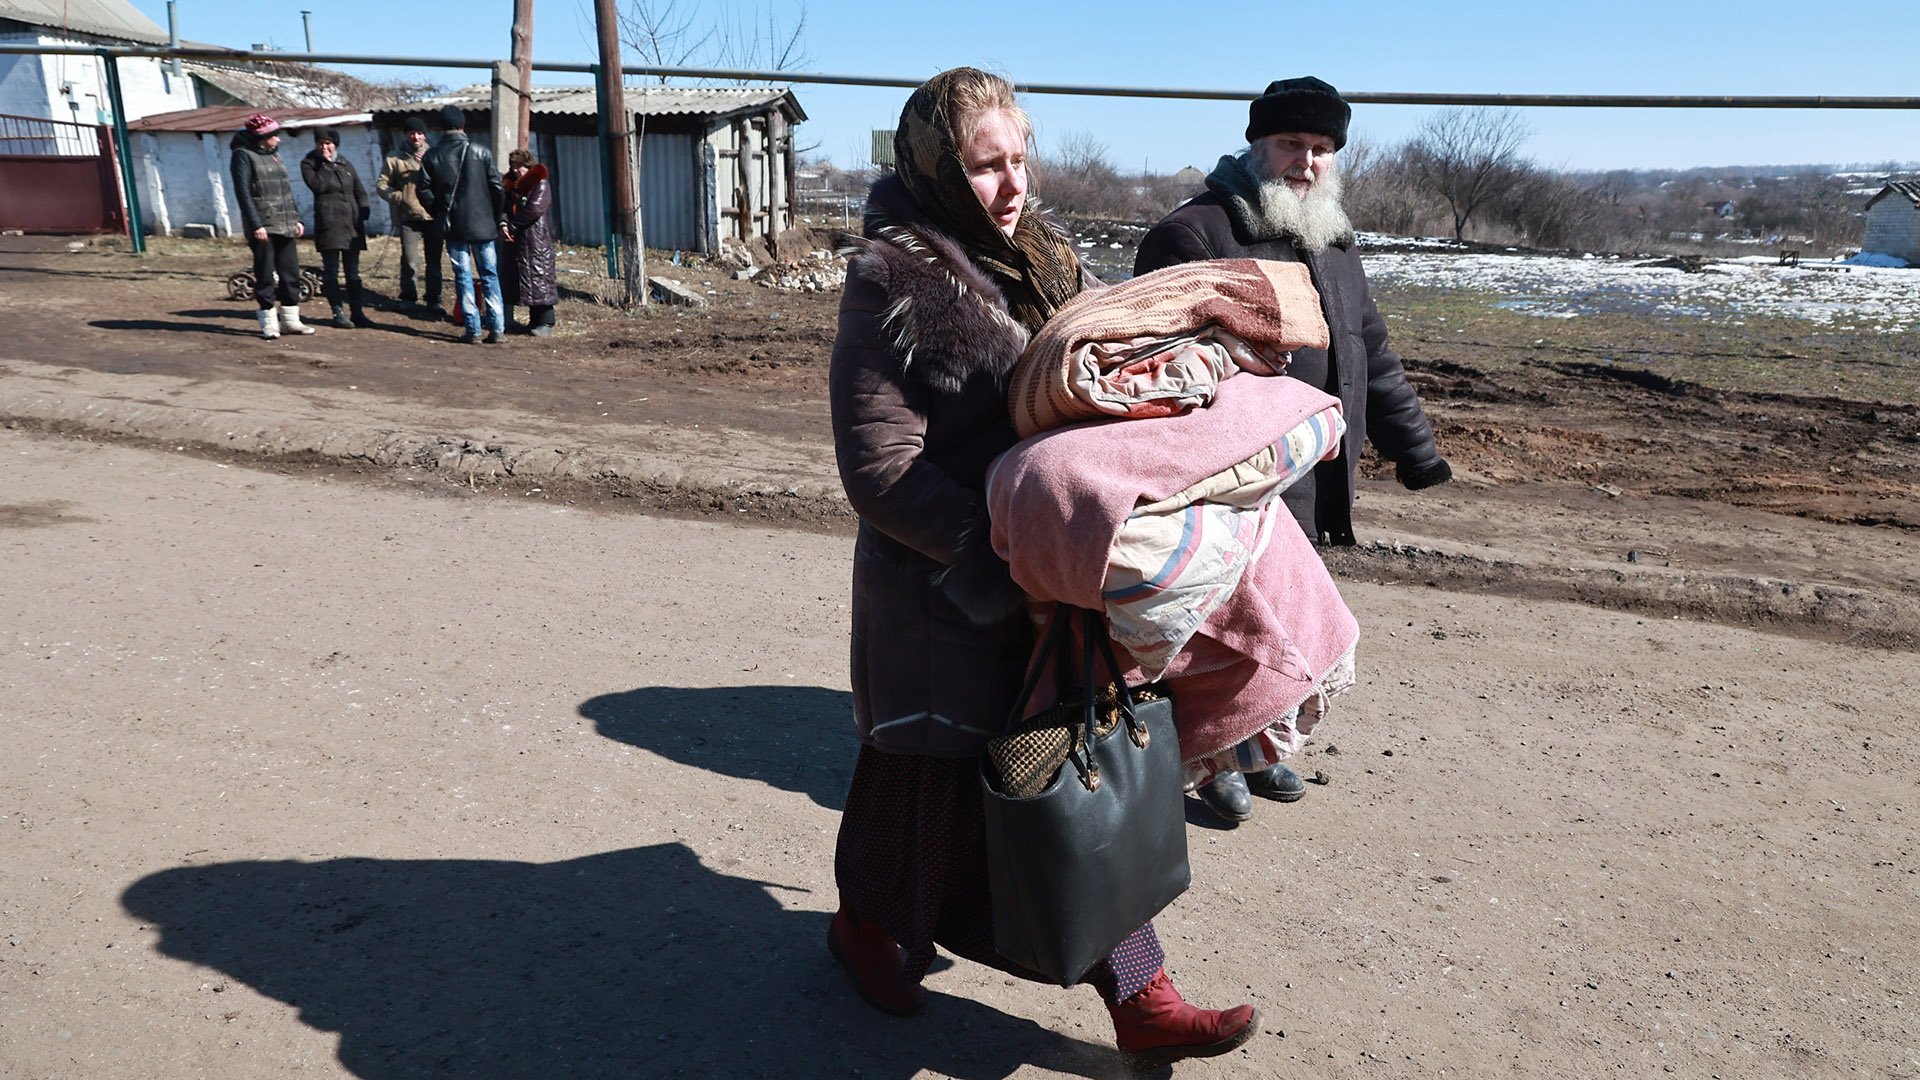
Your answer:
[834,744,1165,1005]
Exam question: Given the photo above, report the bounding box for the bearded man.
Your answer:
[1136,76,1452,824]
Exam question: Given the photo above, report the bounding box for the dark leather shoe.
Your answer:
[1196,770,1253,822]
[1247,762,1306,802]
[482,330,503,344]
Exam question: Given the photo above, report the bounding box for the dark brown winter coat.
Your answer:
[831,177,1065,757]
[300,150,369,253]
[1135,182,1448,545]
[503,164,557,306]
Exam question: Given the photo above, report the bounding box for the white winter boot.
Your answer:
[277,304,317,335]
[258,306,281,340]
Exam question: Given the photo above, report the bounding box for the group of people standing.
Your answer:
[226,106,557,343]
[826,68,1453,1068]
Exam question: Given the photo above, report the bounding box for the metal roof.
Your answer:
[400,84,806,123]
[1865,180,1920,210]
[129,105,369,133]
[0,0,170,45]
[181,60,359,109]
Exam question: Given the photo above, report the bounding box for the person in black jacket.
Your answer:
[1135,76,1453,824]
[229,113,314,340]
[419,105,506,344]
[301,128,373,328]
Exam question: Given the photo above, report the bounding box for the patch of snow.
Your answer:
[1365,250,1920,332]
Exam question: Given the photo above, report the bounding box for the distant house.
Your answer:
[1703,199,1737,219]
[371,84,807,254]
[1860,181,1920,264]
[126,106,383,238]
[1171,165,1205,190]
[0,0,197,124]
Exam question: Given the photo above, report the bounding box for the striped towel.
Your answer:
[1007,259,1329,438]
[1103,403,1345,674]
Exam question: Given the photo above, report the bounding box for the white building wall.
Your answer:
[1860,200,1920,263]
[0,31,194,125]
[133,123,392,238]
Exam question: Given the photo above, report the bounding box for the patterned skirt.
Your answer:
[833,744,1163,1005]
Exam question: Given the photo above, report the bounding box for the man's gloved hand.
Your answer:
[1397,457,1453,491]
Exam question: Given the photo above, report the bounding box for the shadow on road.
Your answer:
[88,317,256,337]
[121,844,1118,1079]
[580,685,855,810]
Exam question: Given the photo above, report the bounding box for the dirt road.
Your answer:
[4,235,1916,647]
[5,427,1916,1079]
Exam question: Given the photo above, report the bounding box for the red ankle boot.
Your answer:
[1108,968,1258,1067]
[827,906,927,1017]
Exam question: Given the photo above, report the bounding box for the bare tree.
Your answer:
[1339,135,1443,237]
[1405,108,1532,240]
[617,0,809,80]
[713,2,810,75]
[617,0,717,82]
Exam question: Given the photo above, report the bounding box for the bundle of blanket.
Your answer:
[988,259,1357,780]
[1005,258,1329,439]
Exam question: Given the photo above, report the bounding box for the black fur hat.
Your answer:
[439,104,466,130]
[1246,76,1351,149]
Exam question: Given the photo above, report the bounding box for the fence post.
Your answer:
[98,50,144,253]
[591,63,617,281]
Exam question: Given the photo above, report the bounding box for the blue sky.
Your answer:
[133,1,1920,173]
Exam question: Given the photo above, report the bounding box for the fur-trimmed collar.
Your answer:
[841,176,1030,395]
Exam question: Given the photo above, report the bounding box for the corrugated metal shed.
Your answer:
[422,84,806,123]
[0,0,170,44]
[130,106,370,133]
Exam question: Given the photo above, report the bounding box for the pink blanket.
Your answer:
[986,375,1360,764]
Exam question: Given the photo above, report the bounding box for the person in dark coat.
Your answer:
[419,105,505,344]
[501,148,557,336]
[300,128,373,328]
[1135,76,1454,823]
[228,113,314,340]
[827,67,1257,1070]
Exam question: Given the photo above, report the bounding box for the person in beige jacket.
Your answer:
[376,116,443,312]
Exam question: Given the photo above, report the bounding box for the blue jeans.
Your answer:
[446,239,505,337]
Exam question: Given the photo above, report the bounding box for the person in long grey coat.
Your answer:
[1135,76,1454,824]
[300,128,372,328]
[501,149,557,336]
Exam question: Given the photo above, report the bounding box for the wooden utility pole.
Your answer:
[593,0,644,304]
[510,0,533,151]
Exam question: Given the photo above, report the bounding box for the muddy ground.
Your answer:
[3,232,1915,648]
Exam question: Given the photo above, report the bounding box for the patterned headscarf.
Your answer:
[891,68,1083,332]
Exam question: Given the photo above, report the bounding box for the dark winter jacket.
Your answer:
[1135,172,1449,545]
[420,132,504,244]
[229,132,300,237]
[503,164,557,306]
[300,149,369,252]
[831,177,1074,757]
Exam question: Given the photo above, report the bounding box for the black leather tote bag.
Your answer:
[980,605,1190,986]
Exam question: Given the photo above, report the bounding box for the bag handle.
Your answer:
[1006,602,1074,730]
[1085,608,1151,749]
[1060,609,1155,793]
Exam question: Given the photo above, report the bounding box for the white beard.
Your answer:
[1243,149,1352,252]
